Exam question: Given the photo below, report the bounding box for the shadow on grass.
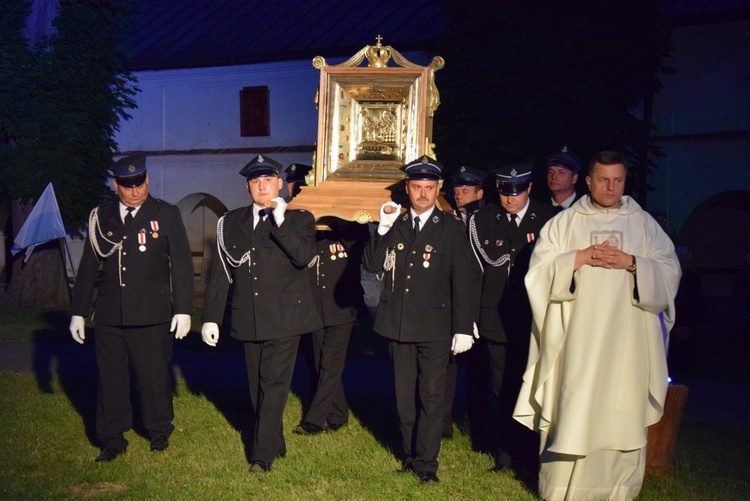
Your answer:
[174,316,405,464]
[32,310,99,446]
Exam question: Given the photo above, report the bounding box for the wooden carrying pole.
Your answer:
[646,383,689,476]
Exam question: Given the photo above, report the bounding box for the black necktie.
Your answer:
[511,213,519,228]
[124,207,135,227]
[413,216,420,238]
[255,208,271,231]
[554,205,564,214]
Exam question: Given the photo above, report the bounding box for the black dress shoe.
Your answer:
[401,461,415,474]
[294,422,325,435]
[150,436,169,452]
[249,461,271,473]
[490,450,512,472]
[327,422,346,432]
[489,464,509,473]
[94,448,125,463]
[419,471,439,484]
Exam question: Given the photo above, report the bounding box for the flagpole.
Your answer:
[63,236,76,280]
[55,237,73,304]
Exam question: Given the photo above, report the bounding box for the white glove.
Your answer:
[451,333,474,355]
[201,322,220,347]
[170,314,191,340]
[377,202,401,235]
[70,315,85,344]
[271,197,287,226]
[472,322,479,339]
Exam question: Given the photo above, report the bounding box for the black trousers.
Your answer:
[243,335,300,463]
[442,353,458,436]
[303,321,354,428]
[464,335,536,468]
[94,322,174,450]
[464,336,490,442]
[486,338,537,470]
[390,338,450,475]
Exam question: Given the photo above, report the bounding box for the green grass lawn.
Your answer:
[0,372,536,500]
[0,308,748,499]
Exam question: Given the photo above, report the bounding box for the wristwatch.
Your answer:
[627,256,637,274]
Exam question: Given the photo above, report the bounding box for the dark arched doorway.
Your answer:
[176,193,227,306]
[675,190,750,380]
[676,190,750,304]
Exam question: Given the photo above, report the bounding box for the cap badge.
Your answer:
[258,154,265,163]
[128,165,136,173]
[562,145,569,153]
[421,156,428,164]
[510,168,518,178]
[460,166,465,172]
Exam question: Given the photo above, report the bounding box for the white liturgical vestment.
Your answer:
[514,195,681,500]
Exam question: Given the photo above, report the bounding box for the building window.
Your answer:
[240,86,270,136]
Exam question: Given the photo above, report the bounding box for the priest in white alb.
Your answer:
[513,151,681,500]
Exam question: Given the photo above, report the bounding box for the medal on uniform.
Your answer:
[423,253,431,268]
[397,243,404,250]
[138,231,147,252]
[336,243,345,258]
[425,244,433,252]
[329,243,337,260]
[496,239,503,246]
[150,221,160,238]
[527,233,535,243]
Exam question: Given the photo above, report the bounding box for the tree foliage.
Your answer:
[0,0,139,229]
[0,0,138,307]
[432,0,674,206]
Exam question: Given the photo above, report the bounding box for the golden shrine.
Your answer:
[287,37,449,224]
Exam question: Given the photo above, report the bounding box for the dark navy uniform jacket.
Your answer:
[204,205,322,341]
[309,222,369,327]
[71,195,193,326]
[469,200,553,343]
[363,209,481,342]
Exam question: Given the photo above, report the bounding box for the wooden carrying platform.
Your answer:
[288,179,452,224]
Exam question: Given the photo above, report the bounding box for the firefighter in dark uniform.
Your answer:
[468,164,554,473]
[69,156,193,463]
[294,218,369,435]
[363,155,482,484]
[544,146,583,213]
[441,165,486,439]
[200,155,321,473]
